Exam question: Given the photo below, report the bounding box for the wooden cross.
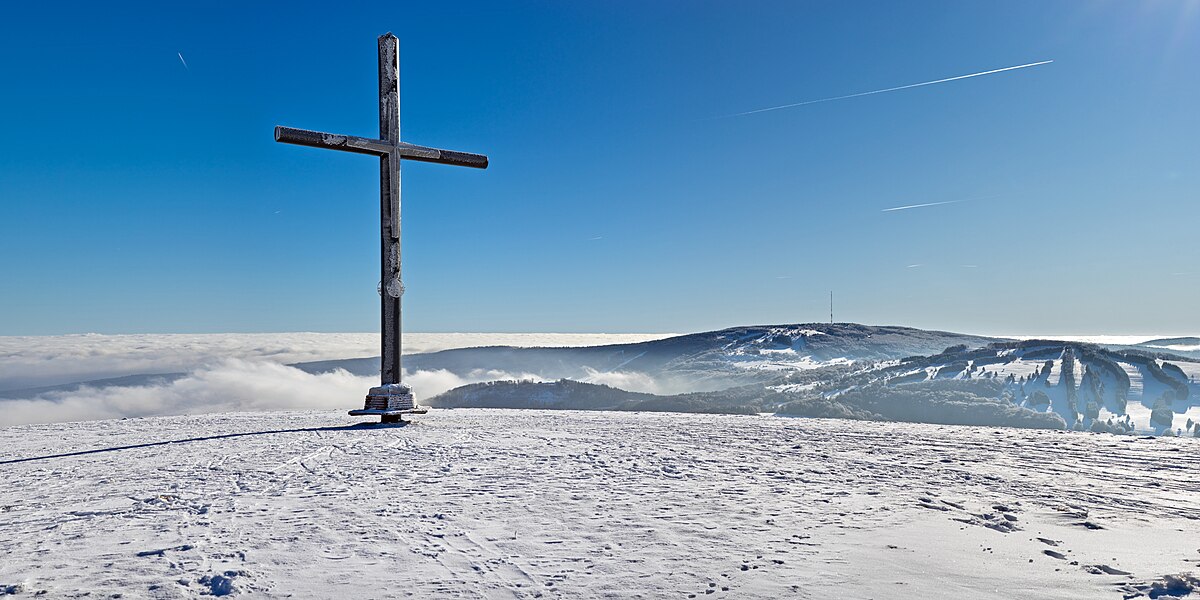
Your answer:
[275,33,487,421]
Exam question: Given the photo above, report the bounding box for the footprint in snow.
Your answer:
[136,544,194,558]
[1082,564,1131,576]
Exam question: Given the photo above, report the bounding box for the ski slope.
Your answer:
[1,409,1197,599]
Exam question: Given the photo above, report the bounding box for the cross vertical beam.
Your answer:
[379,34,402,386]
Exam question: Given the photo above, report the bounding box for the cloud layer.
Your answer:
[0,360,554,428]
[0,332,674,428]
[0,332,673,392]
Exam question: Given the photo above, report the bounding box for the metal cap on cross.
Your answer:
[274,33,488,423]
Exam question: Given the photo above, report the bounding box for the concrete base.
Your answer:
[362,382,415,411]
[354,382,422,423]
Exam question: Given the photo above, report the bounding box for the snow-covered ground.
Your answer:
[1,409,1197,599]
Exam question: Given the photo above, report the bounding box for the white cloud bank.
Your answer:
[0,332,677,428]
[580,367,663,394]
[0,332,674,392]
[0,359,366,427]
[0,360,551,428]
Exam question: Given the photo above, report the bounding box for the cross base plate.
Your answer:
[348,407,429,424]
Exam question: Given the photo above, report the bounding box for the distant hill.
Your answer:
[1134,337,1200,358]
[298,323,998,394]
[431,379,760,415]
[1139,337,1200,347]
[429,337,1200,436]
[827,339,1200,435]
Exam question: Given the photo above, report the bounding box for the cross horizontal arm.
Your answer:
[274,126,392,155]
[275,126,488,169]
[394,143,489,169]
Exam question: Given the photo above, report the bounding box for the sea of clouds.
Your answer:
[0,332,673,427]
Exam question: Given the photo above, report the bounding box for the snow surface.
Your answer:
[1,409,1197,599]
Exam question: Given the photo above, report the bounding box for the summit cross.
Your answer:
[274,33,488,422]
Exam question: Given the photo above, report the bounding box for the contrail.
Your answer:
[178,52,189,70]
[881,199,964,212]
[722,60,1052,118]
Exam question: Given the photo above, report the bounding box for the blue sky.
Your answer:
[1,1,1197,336]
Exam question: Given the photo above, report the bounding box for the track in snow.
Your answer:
[1,409,1198,598]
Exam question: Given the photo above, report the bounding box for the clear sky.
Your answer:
[1,1,1197,336]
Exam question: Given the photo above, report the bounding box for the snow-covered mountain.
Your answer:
[429,337,1200,436]
[294,323,998,394]
[804,340,1200,435]
[1135,337,1200,357]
